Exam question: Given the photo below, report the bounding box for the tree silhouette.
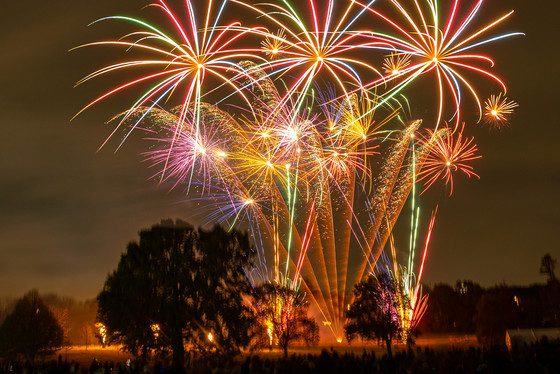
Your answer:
[539,255,560,327]
[0,290,64,360]
[540,254,557,282]
[253,283,319,358]
[345,273,404,358]
[97,219,255,371]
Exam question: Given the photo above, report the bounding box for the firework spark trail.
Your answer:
[344,120,421,287]
[229,64,397,334]
[371,127,449,260]
[229,65,347,329]
[234,99,343,331]
[385,157,438,336]
[135,91,400,337]
[300,93,401,332]
[367,144,438,339]
[140,99,342,330]
[412,207,437,309]
[351,126,449,299]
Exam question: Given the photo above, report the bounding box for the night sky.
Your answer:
[1,0,558,300]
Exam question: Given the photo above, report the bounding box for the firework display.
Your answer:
[76,0,520,340]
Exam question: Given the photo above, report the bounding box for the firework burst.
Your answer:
[418,124,481,195]
[231,0,392,114]
[383,53,411,76]
[355,0,523,127]
[484,93,518,128]
[261,29,288,59]
[73,0,267,170]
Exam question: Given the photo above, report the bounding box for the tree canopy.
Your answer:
[345,273,404,358]
[0,290,64,360]
[253,282,319,357]
[97,219,255,370]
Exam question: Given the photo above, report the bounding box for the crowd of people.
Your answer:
[1,339,559,373]
[191,339,560,374]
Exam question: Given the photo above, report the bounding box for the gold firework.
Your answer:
[484,93,518,128]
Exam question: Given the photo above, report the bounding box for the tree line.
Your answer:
[418,272,560,346]
[0,218,557,371]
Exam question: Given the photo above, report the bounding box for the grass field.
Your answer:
[46,345,133,367]
[44,334,479,367]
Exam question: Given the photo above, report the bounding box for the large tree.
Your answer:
[253,282,319,358]
[97,219,255,371]
[345,273,404,358]
[0,290,64,360]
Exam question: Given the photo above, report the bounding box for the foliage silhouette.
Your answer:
[0,290,64,360]
[345,273,404,358]
[253,282,319,358]
[97,219,255,371]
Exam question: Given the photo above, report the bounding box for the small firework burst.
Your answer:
[261,29,287,59]
[418,124,481,195]
[383,53,411,75]
[484,93,518,128]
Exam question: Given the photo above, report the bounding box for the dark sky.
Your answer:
[1,0,558,300]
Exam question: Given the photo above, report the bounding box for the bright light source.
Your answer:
[95,323,107,345]
[151,324,160,340]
